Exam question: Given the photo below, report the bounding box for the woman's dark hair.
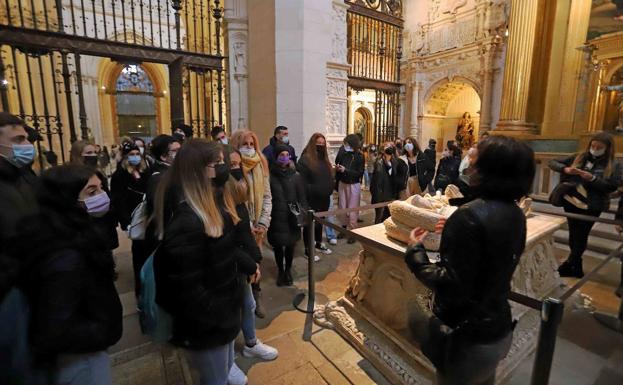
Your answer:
[38,164,95,210]
[151,134,178,161]
[344,134,361,152]
[447,141,461,157]
[301,132,332,171]
[471,136,535,201]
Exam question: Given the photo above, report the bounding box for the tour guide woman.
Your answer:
[153,140,260,385]
[404,136,536,385]
[549,132,621,278]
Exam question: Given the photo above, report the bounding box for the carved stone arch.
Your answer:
[423,75,482,106]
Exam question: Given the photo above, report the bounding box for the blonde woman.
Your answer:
[110,141,150,295]
[230,129,272,318]
[153,140,261,385]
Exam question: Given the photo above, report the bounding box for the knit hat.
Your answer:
[273,144,291,160]
[121,141,139,156]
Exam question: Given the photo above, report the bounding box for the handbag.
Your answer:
[288,202,307,227]
[548,181,577,207]
[127,195,147,240]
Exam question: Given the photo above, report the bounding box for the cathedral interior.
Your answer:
[1,0,623,384]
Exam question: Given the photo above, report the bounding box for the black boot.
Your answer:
[285,269,293,286]
[558,259,584,278]
[276,269,286,287]
[252,286,266,318]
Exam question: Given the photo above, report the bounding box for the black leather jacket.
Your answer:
[405,198,526,342]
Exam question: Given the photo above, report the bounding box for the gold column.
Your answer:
[587,60,610,132]
[496,0,541,134]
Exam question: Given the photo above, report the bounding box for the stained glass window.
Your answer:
[115,64,157,138]
[116,64,154,93]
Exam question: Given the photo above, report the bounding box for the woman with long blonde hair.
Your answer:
[549,132,622,277]
[153,140,261,385]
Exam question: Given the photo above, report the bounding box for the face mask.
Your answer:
[590,148,605,157]
[230,168,243,181]
[277,155,291,166]
[138,147,145,155]
[370,146,376,152]
[212,163,230,187]
[128,155,142,166]
[220,137,229,145]
[384,147,394,155]
[240,146,256,158]
[83,155,99,167]
[281,136,290,145]
[316,145,326,155]
[2,143,36,168]
[344,145,353,152]
[172,133,185,143]
[396,143,402,150]
[81,191,110,217]
[404,143,414,153]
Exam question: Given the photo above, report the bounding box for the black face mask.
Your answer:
[230,168,244,181]
[212,163,230,187]
[384,147,395,155]
[83,155,98,168]
[316,145,326,155]
[395,143,402,150]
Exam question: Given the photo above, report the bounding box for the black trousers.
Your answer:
[563,203,601,266]
[274,245,295,272]
[131,239,151,296]
[303,195,330,250]
[374,207,390,224]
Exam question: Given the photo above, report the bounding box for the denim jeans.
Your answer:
[241,283,257,346]
[324,194,337,241]
[186,341,235,385]
[55,351,112,385]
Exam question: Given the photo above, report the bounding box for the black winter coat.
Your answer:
[405,199,526,343]
[268,164,308,247]
[404,152,435,191]
[154,199,259,350]
[549,154,622,212]
[335,150,365,185]
[434,155,461,192]
[24,206,122,357]
[296,154,334,204]
[110,167,149,230]
[91,170,119,251]
[370,158,403,204]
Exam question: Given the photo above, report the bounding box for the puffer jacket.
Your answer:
[154,197,259,350]
[404,198,526,343]
[549,153,622,212]
[268,163,308,247]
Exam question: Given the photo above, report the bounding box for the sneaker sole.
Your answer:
[241,350,278,361]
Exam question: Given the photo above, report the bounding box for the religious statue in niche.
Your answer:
[455,112,474,151]
[604,84,623,131]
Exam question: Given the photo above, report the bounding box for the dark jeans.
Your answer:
[131,240,151,296]
[563,203,601,266]
[303,195,330,249]
[273,245,295,272]
[374,207,390,224]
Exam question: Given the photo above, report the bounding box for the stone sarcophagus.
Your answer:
[314,214,565,385]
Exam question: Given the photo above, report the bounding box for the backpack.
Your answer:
[138,252,173,343]
[127,196,147,240]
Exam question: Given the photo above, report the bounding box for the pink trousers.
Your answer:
[338,182,361,230]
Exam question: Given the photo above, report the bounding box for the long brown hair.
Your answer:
[225,147,250,205]
[404,136,421,156]
[573,132,616,177]
[302,132,332,171]
[154,139,239,238]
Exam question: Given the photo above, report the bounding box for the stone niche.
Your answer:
[402,0,508,144]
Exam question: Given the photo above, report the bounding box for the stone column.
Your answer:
[224,0,249,132]
[325,0,350,160]
[479,41,500,133]
[495,0,540,134]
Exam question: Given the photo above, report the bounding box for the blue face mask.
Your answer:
[2,143,36,168]
[128,155,142,166]
[344,145,353,152]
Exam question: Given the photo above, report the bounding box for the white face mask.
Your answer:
[281,136,289,145]
[240,146,256,158]
[590,148,605,158]
[344,144,353,152]
[138,147,145,155]
[404,143,414,153]
[220,137,229,145]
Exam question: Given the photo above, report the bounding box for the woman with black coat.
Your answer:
[371,142,405,224]
[335,134,365,241]
[549,132,622,277]
[400,136,434,197]
[269,144,308,286]
[434,141,462,192]
[110,141,150,296]
[297,133,334,259]
[153,140,259,385]
[23,164,122,384]
[405,136,536,385]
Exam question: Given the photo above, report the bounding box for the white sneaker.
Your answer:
[304,253,321,262]
[328,238,338,245]
[228,362,248,385]
[242,339,278,361]
[315,243,332,255]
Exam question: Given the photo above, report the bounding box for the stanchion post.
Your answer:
[530,297,564,385]
[306,209,315,308]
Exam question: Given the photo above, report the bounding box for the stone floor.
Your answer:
[110,194,623,385]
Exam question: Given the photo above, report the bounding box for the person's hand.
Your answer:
[253,225,267,236]
[578,170,593,181]
[336,165,345,173]
[564,167,579,175]
[250,263,262,283]
[408,227,428,246]
[434,218,446,234]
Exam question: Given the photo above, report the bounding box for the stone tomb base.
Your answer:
[314,216,565,385]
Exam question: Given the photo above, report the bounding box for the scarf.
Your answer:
[241,153,266,224]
